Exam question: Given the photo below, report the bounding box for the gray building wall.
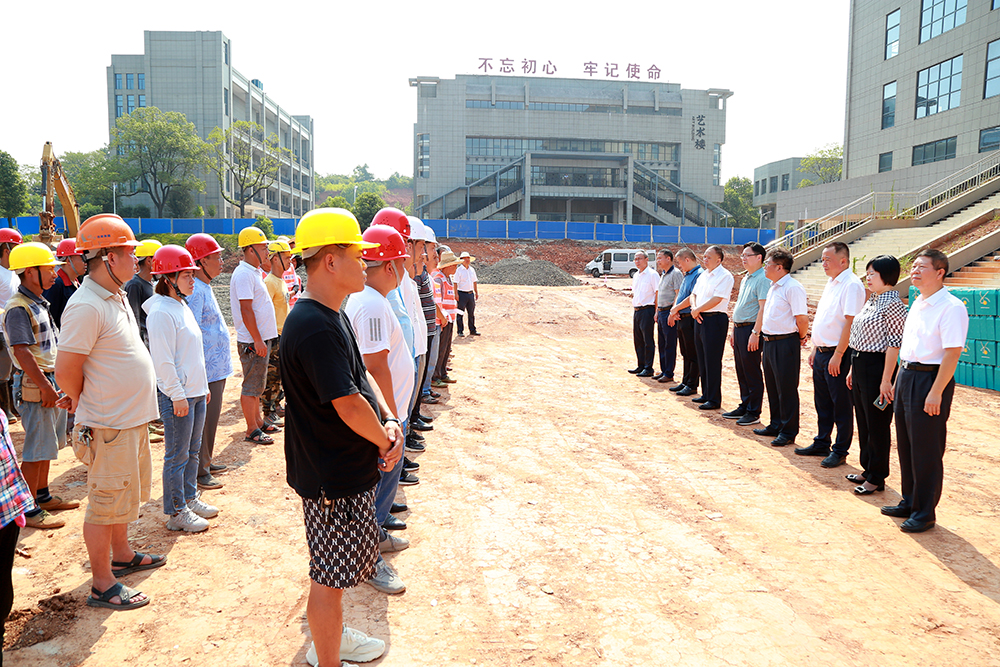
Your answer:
[107,31,315,219]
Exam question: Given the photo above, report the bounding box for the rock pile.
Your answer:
[477,258,581,287]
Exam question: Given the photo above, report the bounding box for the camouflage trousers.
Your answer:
[261,335,283,415]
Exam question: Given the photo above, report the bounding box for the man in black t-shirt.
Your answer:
[280,208,403,667]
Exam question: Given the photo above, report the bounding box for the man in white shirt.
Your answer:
[628,251,659,377]
[688,246,734,410]
[753,248,810,446]
[795,242,866,468]
[454,251,480,337]
[881,249,967,533]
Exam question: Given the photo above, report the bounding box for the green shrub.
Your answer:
[253,215,274,238]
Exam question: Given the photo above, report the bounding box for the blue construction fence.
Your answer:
[422,219,776,245]
[8,216,298,237]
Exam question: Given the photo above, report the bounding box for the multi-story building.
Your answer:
[752,158,810,222]
[762,0,1000,224]
[411,74,732,226]
[107,30,314,219]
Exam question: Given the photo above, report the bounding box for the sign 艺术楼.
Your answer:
[691,114,706,150]
[477,58,662,80]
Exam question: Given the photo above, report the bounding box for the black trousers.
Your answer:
[851,351,895,486]
[895,367,954,523]
[676,314,699,390]
[762,335,801,437]
[812,348,854,456]
[632,306,655,370]
[0,519,19,648]
[656,310,678,377]
[456,291,477,335]
[733,325,764,415]
[435,321,454,379]
[694,313,728,405]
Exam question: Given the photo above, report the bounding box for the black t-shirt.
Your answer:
[280,297,381,500]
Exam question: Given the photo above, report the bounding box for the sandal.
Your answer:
[245,428,274,444]
[260,423,281,434]
[112,552,167,577]
[87,582,150,610]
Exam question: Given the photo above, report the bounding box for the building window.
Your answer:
[885,9,901,59]
[115,73,122,90]
[879,152,893,172]
[417,133,430,178]
[781,174,790,191]
[882,81,897,129]
[760,179,767,195]
[126,73,133,90]
[981,126,1000,153]
[138,95,146,108]
[712,144,721,186]
[916,55,962,119]
[115,95,123,118]
[754,180,759,196]
[986,40,1000,99]
[224,88,229,117]
[127,95,135,114]
[137,73,145,90]
[920,0,967,43]
[769,176,777,193]
[913,136,957,166]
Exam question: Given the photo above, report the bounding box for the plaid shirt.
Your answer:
[0,411,33,528]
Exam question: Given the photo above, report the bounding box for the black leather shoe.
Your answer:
[627,367,642,374]
[699,402,720,410]
[668,384,686,393]
[691,395,709,403]
[418,413,433,423]
[657,375,674,383]
[771,434,795,447]
[880,504,912,518]
[409,431,425,442]
[722,407,747,420]
[794,444,831,456]
[821,453,847,468]
[736,414,761,426]
[391,502,408,513]
[753,426,780,437]
[637,368,655,377]
[652,372,664,380]
[677,387,698,396]
[412,420,433,432]
[383,515,407,531]
[853,483,884,495]
[900,518,935,533]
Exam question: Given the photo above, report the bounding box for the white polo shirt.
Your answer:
[454,265,478,292]
[691,265,734,313]
[812,269,866,347]
[631,267,658,307]
[762,274,808,335]
[899,286,969,364]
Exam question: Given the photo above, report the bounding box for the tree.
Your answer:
[719,176,757,228]
[166,188,194,217]
[353,192,385,229]
[352,164,375,182]
[109,107,208,217]
[386,172,413,190]
[322,195,352,211]
[253,215,274,237]
[0,151,28,224]
[207,120,289,217]
[18,163,43,215]
[60,149,117,213]
[797,144,843,187]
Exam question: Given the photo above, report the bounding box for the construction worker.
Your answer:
[262,239,291,425]
[3,243,75,529]
[280,208,395,667]
[277,235,302,309]
[56,214,165,611]
[185,233,231,491]
[144,245,216,533]
[42,238,86,328]
[230,226,280,444]
[124,239,162,347]
[0,228,23,422]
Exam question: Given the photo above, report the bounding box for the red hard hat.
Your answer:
[185,233,223,261]
[55,238,82,257]
[0,228,23,245]
[151,245,197,275]
[361,225,410,262]
[370,208,411,240]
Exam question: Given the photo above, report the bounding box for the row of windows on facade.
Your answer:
[465,137,680,161]
[464,163,679,187]
[755,174,791,197]
[114,73,145,91]
[880,42,999,130]
[883,0,998,61]
[878,125,1000,172]
[115,95,146,117]
[465,99,683,115]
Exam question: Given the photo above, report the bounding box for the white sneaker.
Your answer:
[378,533,409,553]
[305,625,386,665]
[187,497,219,518]
[166,507,209,532]
[365,559,405,594]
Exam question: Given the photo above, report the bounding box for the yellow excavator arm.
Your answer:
[39,141,81,244]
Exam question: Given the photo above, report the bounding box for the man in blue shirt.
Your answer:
[724,242,771,426]
[667,248,703,397]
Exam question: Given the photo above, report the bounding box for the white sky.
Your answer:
[1,0,849,185]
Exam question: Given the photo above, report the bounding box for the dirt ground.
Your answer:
[6,280,1000,666]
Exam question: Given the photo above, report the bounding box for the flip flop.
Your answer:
[87,582,150,611]
[245,428,274,444]
[112,552,167,577]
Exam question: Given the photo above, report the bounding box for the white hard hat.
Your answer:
[406,216,426,242]
[424,225,437,244]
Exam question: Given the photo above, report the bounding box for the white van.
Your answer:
[585,249,652,278]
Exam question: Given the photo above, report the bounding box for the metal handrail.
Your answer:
[902,151,1000,218]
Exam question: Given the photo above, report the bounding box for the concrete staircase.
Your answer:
[794,191,1000,300]
[945,250,1000,288]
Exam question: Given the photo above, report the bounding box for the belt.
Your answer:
[657,307,671,312]
[734,321,754,328]
[679,313,692,319]
[634,305,654,311]
[815,346,837,353]
[700,312,725,317]
[458,290,475,294]
[761,332,798,342]
[900,360,940,372]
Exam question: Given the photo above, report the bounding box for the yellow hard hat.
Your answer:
[295,208,378,257]
[135,239,163,258]
[9,242,64,273]
[238,226,268,248]
[268,240,292,254]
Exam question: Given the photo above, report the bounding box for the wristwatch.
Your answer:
[383,417,399,425]
[751,330,760,335]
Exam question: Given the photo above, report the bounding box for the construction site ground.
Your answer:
[6,278,1000,666]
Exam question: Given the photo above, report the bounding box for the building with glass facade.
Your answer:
[411,74,732,226]
[107,31,314,218]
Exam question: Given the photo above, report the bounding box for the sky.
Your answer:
[0,0,849,185]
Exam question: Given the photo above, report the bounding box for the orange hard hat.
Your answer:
[77,214,141,253]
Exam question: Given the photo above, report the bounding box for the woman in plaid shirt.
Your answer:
[0,408,35,646]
